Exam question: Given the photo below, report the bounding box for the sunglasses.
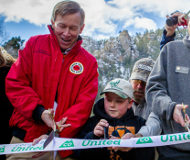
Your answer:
[132,79,146,88]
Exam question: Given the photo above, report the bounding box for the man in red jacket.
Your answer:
[6,1,98,159]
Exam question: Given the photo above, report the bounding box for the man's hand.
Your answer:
[56,117,71,132]
[178,13,188,26]
[32,135,48,145]
[165,11,186,37]
[32,134,49,158]
[93,119,109,137]
[173,104,188,127]
[41,109,71,131]
[32,117,71,145]
[41,109,55,129]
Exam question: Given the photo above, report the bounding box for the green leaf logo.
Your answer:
[136,137,153,144]
[59,140,74,148]
[0,146,5,153]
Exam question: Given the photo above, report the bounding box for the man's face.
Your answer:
[52,13,84,50]
[104,92,132,119]
[131,79,146,104]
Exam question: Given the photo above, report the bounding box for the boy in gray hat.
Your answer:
[130,57,155,120]
[76,78,155,160]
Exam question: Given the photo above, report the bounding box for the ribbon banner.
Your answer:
[1,132,190,155]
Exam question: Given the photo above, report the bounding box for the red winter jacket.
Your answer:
[6,25,98,158]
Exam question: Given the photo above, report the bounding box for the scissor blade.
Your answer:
[185,123,190,132]
[43,130,55,149]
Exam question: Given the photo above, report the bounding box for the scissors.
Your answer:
[182,103,190,132]
[43,109,59,160]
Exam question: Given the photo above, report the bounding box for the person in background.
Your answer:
[5,1,98,159]
[0,47,16,160]
[130,57,155,120]
[146,18,190,160]
[160,11,189,50]
[117,12,189,158]
[132,11,189,138]
[118,58,158,160]
[76,78,155,160]
[118,58,162,139]
[113,11,189,159]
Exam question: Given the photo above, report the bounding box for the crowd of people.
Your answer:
[1,1,190,160]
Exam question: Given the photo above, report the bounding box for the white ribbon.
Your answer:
[1,132,190,155]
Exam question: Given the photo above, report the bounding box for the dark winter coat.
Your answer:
[0,66,13,160]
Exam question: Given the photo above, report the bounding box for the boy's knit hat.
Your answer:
[130,58,155,82]
[100,78,133,99]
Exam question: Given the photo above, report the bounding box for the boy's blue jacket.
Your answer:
[76,98,155,160]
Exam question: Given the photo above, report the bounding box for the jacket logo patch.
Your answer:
[69,62,84,75]
[175,66,189,74]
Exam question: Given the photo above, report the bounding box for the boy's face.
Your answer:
[104,92,132,119]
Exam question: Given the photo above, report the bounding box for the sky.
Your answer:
[0,0,190,42]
